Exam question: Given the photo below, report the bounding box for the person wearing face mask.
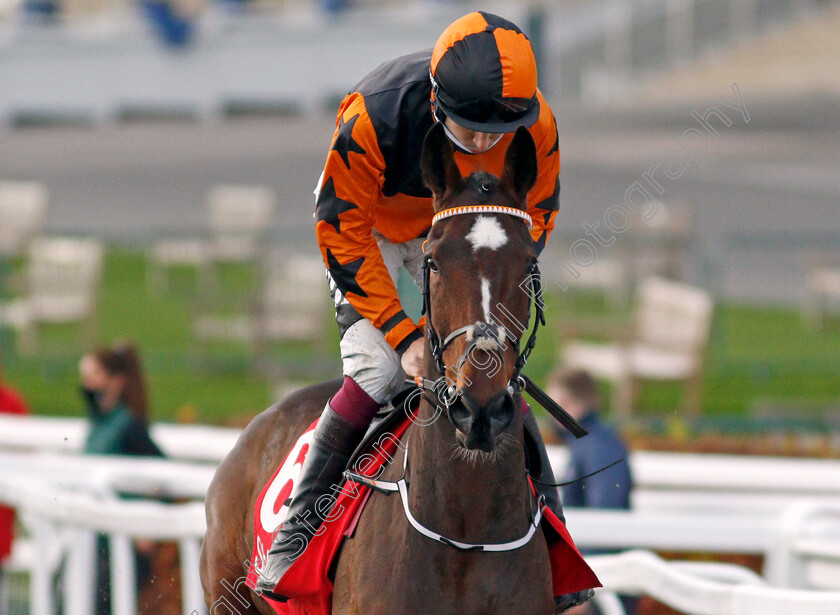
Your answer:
[78,343,163,615]
[256,12,591,613]
[79,344,163,457]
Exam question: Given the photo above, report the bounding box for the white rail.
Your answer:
[589,550,840,615]
[768,502,840,590]
[553,447,840,514]
[0,414,240,463]
[5,414,840,515]
[0,451,211,615]
[564,508,777,555]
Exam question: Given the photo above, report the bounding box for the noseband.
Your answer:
[417,205,545,406]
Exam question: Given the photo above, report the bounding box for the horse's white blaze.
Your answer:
[480,276,491,321]
[466,215,507,252]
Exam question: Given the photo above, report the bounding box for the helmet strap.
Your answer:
[439,119,503,154]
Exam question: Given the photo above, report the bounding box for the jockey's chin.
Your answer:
[442,117,504,154]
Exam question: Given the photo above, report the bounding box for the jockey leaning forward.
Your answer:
[256,11,593,612]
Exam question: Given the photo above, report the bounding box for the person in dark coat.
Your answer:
[78,343,164,615]
[548,368,635,615]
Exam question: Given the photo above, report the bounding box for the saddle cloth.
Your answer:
[245,414,600,615]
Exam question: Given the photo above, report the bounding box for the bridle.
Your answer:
[343,205,585,554]
[416,205,545,408]
[345,204,551,552]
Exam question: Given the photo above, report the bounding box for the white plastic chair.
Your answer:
[802,267,840,330]
[206,184,276,262]
[0,237,104,354]
[0,181,48,258]
[562,276,714,417]
[146,184,276,293]
[193,254,327,351]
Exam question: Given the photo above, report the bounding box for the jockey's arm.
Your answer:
[525,99,561,254]
[314,94,423,356]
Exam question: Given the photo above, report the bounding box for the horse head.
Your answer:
[420,122,539,454]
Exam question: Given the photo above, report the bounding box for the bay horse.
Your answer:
[200,122,559,614]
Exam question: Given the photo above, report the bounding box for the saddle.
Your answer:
[245,388,597,615]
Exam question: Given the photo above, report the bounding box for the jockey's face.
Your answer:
[443,117,504,154]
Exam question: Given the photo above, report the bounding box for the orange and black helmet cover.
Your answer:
[431,11,540,133]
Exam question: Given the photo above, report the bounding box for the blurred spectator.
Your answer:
[80,343,162,456]
[548,368,635,615]
[320,0,349,14]
[216,0,251,12]
[548,368,631,509]
[79,342,163,615]
[138,0,194,48]
[0,352,28,594]
[22,0,59,23]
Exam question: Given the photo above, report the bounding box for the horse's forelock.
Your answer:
[438,171,526,213]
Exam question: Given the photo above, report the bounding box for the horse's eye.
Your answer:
[428,259,440,274]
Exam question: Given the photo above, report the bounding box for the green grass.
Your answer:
[2,249,839,430]
[1,249,339,424]
[531,288,840,429]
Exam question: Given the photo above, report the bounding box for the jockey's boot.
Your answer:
[554,590,596,614]
[523,409,594,614]
[254,404,367,599]
[522,409,565,524]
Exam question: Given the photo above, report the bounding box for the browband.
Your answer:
[431,205,533,230]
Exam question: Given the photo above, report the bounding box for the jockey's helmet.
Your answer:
[430,12,540,134]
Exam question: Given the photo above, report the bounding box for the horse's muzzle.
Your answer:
[448,389,516,452]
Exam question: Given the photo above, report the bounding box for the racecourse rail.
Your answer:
[1,415,840,615]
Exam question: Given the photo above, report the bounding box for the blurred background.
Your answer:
[0,0,839,613]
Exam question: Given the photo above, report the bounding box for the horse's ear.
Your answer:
[421,122,463,207]
[502,126,538,203]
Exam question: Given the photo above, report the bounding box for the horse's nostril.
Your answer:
[488,394,515,432]
[448,398,472,432]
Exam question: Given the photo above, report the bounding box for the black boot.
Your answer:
[554,589,595,613]
[523,409,565,524]
[254,405,366,598]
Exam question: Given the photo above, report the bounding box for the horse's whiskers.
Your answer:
[496,432,517,455]
[449,432,517,466]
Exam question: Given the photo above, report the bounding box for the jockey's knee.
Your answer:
[339,320,405,405]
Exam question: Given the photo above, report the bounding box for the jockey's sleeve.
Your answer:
[526,96,561,255]
[315,93,423,354]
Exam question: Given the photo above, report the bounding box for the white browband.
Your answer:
[432,205,534,230]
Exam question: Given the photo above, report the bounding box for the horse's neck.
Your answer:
[403,400,532,543]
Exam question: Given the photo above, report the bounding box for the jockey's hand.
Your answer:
[400,337,425,379]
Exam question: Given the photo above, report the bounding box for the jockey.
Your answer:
[257,12,591,612]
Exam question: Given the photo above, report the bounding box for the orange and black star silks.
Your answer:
[331,113,367,169]
[316,177,358,234]
[314,50,560,355]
